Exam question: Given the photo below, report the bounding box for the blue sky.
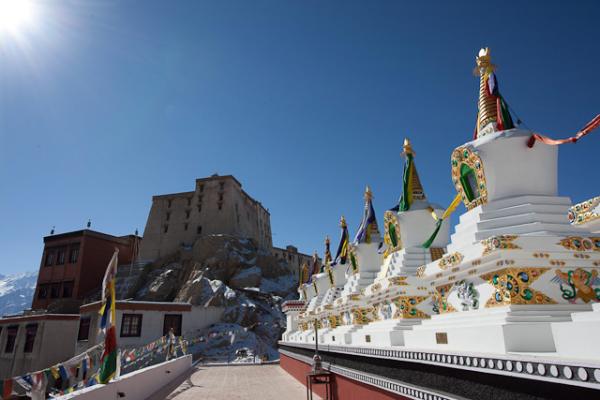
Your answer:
[1,1,598,275]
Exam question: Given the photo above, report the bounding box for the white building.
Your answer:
[0,313,79,379]
[77,300,223,352]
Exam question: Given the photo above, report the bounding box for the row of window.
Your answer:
[165,182,225,209]
[44,244,80,267]
[0,324,38,354]
[77,314,182,341]
[37,281,74,299]
[164,224,203,234]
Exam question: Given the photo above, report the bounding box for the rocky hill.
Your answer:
[0,272,37,316]
[125,234,299,361]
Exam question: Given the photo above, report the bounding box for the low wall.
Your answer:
[280,353,404,400]
[60,355,192,400]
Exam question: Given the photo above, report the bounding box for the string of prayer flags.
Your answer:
[527,114,600,148]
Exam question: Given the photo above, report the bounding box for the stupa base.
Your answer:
[351,319,421,347]
[322,324,364,345]
[404,304,589,354]
[552,303,600,360]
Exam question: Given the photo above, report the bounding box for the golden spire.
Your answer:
[340,215,347,228]
[364,186,373,202]
[401,137,426,202]
[324,235,332,265]
[401,138,415,157]
[475,47,499,137]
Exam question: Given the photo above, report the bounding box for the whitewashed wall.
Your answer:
[59,355,192,400]
[78,305,224,352]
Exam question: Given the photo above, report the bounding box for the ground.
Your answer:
[154,364,320,400]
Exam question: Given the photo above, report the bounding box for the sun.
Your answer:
[0,0,35,35]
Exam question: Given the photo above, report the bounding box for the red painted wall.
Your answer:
[76,235,135,299]
[280,353,408,400]
[32,231,138,310]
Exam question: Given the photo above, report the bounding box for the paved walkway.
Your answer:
[162,364,319,400]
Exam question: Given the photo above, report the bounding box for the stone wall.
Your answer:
[139,175,272,261]
[272,245,315,276]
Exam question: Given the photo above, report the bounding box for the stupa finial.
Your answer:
[475,47,495,76]
[402,138,415,157]
[474,47,514,138]
[324,235,332,265]
[399,138,426,211]
[340,215,347,228]
[364,186,373,201]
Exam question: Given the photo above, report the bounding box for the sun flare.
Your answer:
[0,0,35,35]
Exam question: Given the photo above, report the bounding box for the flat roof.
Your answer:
[44,229,140,244]
[80,300,193,313]
[0,314,79,324]
[195,174,243,188]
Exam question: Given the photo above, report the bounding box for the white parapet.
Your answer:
[60,355,192,400]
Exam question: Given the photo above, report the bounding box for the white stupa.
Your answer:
[321,191,384,344]
[352,139,452,346]
[403,48,600,353]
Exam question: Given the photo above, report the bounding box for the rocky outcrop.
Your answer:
[135,263,187,302]
[229,266,262,289]
[123,234,299,361]
[175,271,237,308]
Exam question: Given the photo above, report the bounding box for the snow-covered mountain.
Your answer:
[0,272,37,316]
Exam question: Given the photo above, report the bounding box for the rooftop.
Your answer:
[161,364,318,400]
[80,300,192,313]
[44,229,140,244]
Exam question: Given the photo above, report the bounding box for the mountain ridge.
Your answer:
[0,271,37,316]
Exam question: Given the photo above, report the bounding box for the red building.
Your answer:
[32,229,141,311]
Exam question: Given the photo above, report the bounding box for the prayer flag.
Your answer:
[2,379,13,400]
[399,153,414,211]
[354,188,380,244]
[334,220,350,265]
[98,250,119,384]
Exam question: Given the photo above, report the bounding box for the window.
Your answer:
[56,248,66,265]
[219,182,225,190]
[167,199,172,208]
[219,194,223,201]
[163,314,182,336]
[187,197,192,206]
[218,204,223,211]
[78,317,91,341]
[24,324,38,353]
[166,212,171,221]
[37,284,49,299]
[459,163,480,202]
[45,251,55,266]
[164,225,169,233]
[69,245,80,264]
[50,283,60,299]
[185,210,190,219]
[5,326,18,353]
[184,223,188,231]
[199,184,204,192]
[121,314,142,337]
[62,281,74,298]
[197,225,202,234]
